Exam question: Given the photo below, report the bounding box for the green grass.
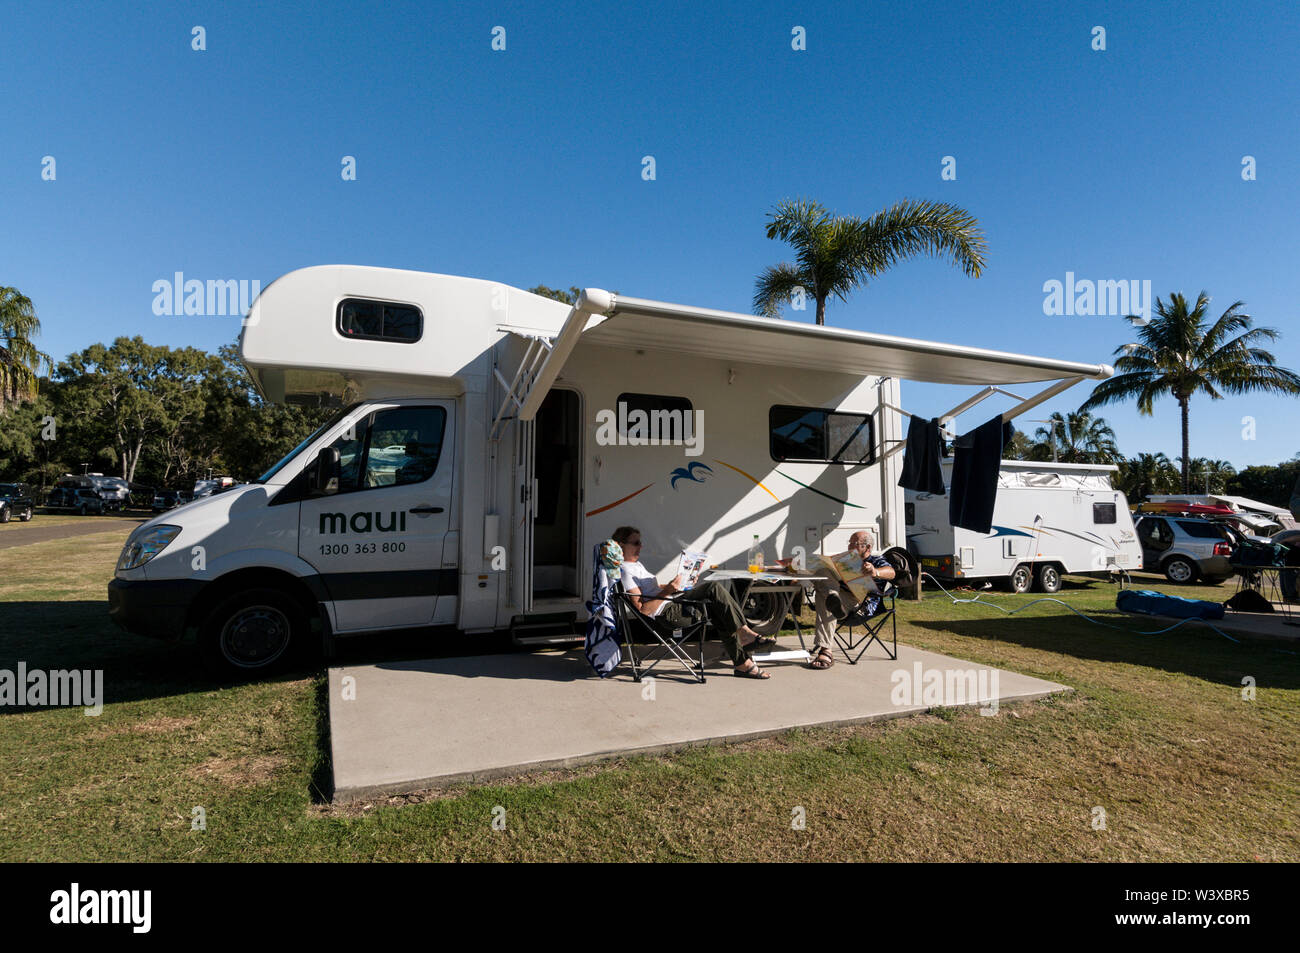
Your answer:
[2,527,1298,861]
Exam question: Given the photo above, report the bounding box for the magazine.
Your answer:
[814,551,879,604]
[676,550,709,589]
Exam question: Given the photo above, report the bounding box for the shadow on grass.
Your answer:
[0,598,544,711]
[906,609,1300,689]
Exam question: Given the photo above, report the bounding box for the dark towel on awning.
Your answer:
[897,415,947,495]
[948,415,1014,534]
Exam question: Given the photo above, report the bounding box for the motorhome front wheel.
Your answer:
[199,589,304,678]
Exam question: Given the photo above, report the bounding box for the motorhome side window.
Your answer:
[1092,502,1117,524]
[769,405,874,464]
[337,298,423,343]
[615,392,694,441]
[327,406,447,492]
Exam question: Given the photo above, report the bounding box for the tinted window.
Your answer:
[770,405,874,464]
[1093,503,1117,524]
[326,406,447,493]
[337,298,423,343]
[1177,520,1227,539]
[615,392,694,442]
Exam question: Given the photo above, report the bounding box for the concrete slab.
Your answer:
[327,641,1069,802]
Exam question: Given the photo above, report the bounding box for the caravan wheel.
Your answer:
[1005,564,1033,593]
[1034,564,1063,594]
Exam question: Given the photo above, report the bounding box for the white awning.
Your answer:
[577,292,1114,386]
[503,288,1114,427]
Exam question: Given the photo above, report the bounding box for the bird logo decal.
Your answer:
[670,462,713,489]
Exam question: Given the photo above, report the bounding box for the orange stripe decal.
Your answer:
[713,459,781,502]
[585,482,656,517]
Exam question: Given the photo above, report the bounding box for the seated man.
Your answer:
[805,531,894,670]
[612,525,776,680]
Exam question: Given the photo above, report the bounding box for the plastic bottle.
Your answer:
[748,535,764,573]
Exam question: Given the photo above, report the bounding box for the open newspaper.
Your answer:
[676,550,709,589]
[814,551,879,605]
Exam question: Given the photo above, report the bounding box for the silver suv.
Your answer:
[1135,515,1234,584]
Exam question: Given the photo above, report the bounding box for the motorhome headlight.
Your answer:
[117,525,182,571]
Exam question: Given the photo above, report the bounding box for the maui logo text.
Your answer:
[320,511,407,534]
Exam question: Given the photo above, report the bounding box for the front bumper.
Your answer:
[108,576,205,639]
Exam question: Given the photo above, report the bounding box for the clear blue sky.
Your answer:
[3,0,1298,470]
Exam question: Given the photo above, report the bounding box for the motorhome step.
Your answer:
[509,613,579,645]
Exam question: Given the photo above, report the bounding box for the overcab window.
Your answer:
[337,298,423,343]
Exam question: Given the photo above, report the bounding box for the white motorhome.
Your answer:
[108,265,1114,676]
[905,460,1143,593]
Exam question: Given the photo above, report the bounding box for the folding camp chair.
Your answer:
[833,549,914,664]
[612,581,709,683]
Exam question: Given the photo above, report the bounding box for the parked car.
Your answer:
[46,486,106,515]
[1134,515,1234,584]
[151,489,192,512]
[0,483,36,523]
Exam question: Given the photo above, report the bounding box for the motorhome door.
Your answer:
[299,401,456,631]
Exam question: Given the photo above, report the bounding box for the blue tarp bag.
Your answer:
[1116,588,1225,620]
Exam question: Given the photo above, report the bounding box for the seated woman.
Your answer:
[611,525,775,679]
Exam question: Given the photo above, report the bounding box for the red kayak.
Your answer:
[1138,501,1235,517]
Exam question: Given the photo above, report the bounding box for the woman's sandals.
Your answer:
[734,660,770,679]
[808,648,835,670]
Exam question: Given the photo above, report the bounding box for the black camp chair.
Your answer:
[612,581,709,683]
[833,548,915,664]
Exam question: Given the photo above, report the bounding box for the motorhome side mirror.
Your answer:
[310,447,341,496]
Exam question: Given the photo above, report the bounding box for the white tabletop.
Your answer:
[703,569,827,583]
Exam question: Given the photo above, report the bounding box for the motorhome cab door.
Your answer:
[298,400,456,631]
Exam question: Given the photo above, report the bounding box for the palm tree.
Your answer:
[753,198,987,325]
[1117,452,1180,500]
[0,287,51,412]
[1031,410,1120,464]
[1081,292,1300,491]
[1179,457,1236,494]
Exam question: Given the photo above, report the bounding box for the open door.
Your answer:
[531,388,582,601]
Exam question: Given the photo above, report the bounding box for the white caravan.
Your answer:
[108,265,1114,675]
[905,460,1143,593]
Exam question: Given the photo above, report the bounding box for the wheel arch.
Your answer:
[184,567,327,635]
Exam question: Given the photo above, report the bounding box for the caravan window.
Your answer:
[337,298,423,343]
[769,406,874,465]
[615,393,694,442]
[1093,502,1117,524]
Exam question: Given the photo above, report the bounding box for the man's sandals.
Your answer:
[734,660,770,679]
[808,648,835,670]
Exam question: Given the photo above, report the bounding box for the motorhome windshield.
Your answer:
[253,403,360,484]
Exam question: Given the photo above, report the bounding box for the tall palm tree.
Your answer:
[0,287,51,412]
[753,198,987,325]
[1082,292,1300,491]
[1117,452,1180,500]
[1031,410,1120,464]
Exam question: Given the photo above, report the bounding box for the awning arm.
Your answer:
[488,290,613,440]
